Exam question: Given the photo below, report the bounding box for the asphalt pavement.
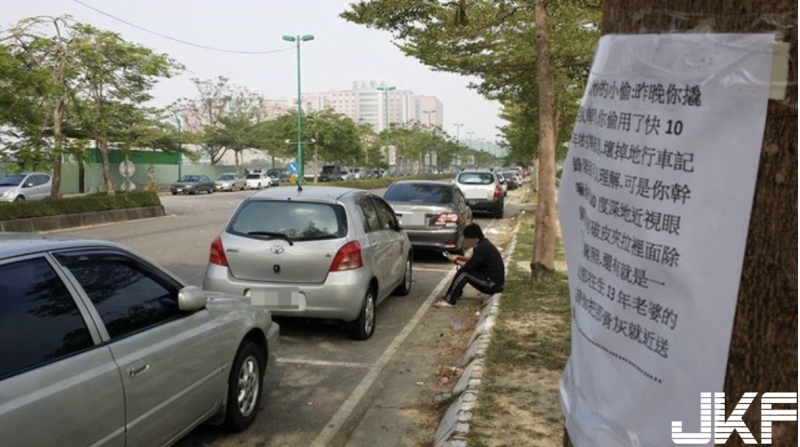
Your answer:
[51,186,527,446]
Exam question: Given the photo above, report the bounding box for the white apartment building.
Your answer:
[301,81,444,131]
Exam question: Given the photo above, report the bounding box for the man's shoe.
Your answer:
[433,300,456,308]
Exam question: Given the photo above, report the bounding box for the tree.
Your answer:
[71,23,178,194]
[531,0,558,280]
[172,77,233,165]
[563,1,797,446]
[1,16,81,198]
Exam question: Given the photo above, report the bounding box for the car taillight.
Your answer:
[494,184,502,198]
[210,236,229,267]
[435,212,459,227]
[330,241,363,272]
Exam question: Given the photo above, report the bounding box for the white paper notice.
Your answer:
[558,34,776,446]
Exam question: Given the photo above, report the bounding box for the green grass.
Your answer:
[0,190,162,221]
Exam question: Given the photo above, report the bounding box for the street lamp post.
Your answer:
[376,85,396,132]
[453,123,464,142]
[282,34,314,184]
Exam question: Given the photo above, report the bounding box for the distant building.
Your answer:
[300,81,443,131]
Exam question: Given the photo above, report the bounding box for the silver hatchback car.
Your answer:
[203,186,413,340]
[0,235,279,447]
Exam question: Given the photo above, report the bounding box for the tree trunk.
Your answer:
[563,1,798,446]
[50,97,64,199]
[97,137,115,195]
[530,0,558,281]
[314,131,319,183]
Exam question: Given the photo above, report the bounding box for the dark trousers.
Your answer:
[444,269,503,305]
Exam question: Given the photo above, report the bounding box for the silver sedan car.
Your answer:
[0,235,279,447]
[203,186,413,340]
[216,173,246,191]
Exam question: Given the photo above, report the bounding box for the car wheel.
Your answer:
[494,206,504,219]
[347,288,376,340]
[224,340,265,432]
[394,254,413,296]
[14,195,25,202]
[171,192,177,196]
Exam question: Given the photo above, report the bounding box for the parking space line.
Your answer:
[310,267,457,447]
[277,358,373,368]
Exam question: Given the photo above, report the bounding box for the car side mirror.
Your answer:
[178,286,208,311]
[23,182,34,188]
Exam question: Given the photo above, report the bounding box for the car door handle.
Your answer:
[128,363,150,378]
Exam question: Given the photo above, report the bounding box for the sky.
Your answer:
[2,0,507,152]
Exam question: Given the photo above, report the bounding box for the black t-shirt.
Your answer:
[463,238,505,286]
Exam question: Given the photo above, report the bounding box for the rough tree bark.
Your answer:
[564,1,797,445]
[50,97,64,199]
[531,0,558,281]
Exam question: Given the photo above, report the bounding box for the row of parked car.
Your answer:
[0,168,525,446]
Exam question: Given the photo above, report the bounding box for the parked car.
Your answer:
[455,170,505,218]
[502,171,520,190]
[170,175,216,195]
[216,173,246,191]
[0,172,52,202]
[317,165,343,182]
[245,172,271,190]
[0,235,279,447]
[384,180,473,254]
[266,169,283,186]
[339,169,354,181]
[203,187,413,340]
[352,167,367,180]
[497,172,509,196]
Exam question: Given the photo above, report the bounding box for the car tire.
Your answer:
[14,195,25,202]
[347,288,376,340]
[224,340,265,432]
[171,192,177,196]
[394,254,413,296]
[494,206,504,219]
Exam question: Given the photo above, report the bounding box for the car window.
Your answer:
[454,188,467,207]
[0,174,24,187]
[357,197,381,233]
[384,183,453,204]
[179,175,199,182]
[229,200,348,241]
[246,174,261,179]
[218,174,234,180]
[55,251,182,340]
[0,257,94,378]
[458,173,495,185]
[371,197,398,231]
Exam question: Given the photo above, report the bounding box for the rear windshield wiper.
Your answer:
[246,231,294,245]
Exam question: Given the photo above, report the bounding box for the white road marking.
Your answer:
[310,267,456,447]
[311,218,501,447]
[277,358,372,369]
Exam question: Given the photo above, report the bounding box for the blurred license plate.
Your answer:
[177,188,183,192]
[468,200,477,205]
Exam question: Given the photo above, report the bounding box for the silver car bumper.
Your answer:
[204,264,371,321]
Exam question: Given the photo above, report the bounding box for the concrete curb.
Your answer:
[0,205,165,232]
[433,208,526,447]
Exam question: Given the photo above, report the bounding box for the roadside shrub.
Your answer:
[0,191,162,221]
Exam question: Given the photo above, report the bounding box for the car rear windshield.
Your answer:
[0,175,24,187]
[503,172,518,178]
[321,166,336,173]
[458,173,495,185]
[384,183,453,204]
[246,174,261,179]
[218,174,235,180]
[228,201,347,241]
[179,176,200,182]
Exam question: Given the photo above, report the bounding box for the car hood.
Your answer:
[0,186,20,195]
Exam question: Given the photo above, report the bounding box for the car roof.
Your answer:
[388,180,452,187]
[248,186,365,202]
[0,233,123,260]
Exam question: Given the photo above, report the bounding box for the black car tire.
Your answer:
[494,205,504,219]
[394,255,412,296]
[14,195,25,202]
[347,288,376,340]
[224,340,265,432]
[171,192,177,195]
